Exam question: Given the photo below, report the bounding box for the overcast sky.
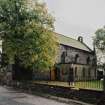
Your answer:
[43,0,105,49]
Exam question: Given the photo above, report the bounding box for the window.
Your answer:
[87,57,90,65]
[75,67,77,77]
[61,52,66,63]
[82,67,85,77]
[88,68,91,78]
[75,54,79,63]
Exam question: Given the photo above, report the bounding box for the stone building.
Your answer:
[34,33,97,81]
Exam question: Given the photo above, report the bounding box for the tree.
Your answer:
[0,0,58,70]
[94,27,105,69]
[94,27,105,51]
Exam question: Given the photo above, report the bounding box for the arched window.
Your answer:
[75,54,79,63]
[75,67,77,77]
[61,52,66,63]
[88,68,91,78]
[82,67,85,77]
[87,57,90,65]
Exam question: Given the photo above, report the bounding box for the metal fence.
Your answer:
[70,76,104,91]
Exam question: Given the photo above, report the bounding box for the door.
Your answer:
[55,67,60,81]
[68,68,74,82]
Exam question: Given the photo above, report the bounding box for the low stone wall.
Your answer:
[12,81,104,104]
[33,84,103,104]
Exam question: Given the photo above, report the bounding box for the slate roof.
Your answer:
[55,33,92,52]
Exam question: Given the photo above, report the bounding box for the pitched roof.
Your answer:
[55,33,92,52]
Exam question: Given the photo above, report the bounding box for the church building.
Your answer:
[34,33,97,81]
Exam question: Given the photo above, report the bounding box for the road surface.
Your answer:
[0,86,80,105]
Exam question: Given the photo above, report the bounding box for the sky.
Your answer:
[43,0,105,49]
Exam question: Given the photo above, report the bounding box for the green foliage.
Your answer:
[1,53,8,67]
[94,27,105,51]
[94,26,105,68]
[0,0,58,70]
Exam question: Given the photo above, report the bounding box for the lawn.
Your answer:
[74,80,103,91]
[33,80,104,91]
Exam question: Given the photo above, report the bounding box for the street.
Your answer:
[0,86,79,105]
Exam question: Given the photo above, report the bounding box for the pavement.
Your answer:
[0,86,93,105]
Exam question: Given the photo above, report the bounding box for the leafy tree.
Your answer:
[94,27,105,51]
[0,0,58,70]
[94,26,105,69]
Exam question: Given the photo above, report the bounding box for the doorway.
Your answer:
[55,67,60,81]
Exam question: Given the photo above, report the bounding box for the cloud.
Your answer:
[44,0,105,48]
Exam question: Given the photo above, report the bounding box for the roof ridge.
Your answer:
[54,32,92,52]
[54,32,78,41]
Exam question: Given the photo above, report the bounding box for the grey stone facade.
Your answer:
[54,39,96,81]
[34,33,97,81]
[57,44,94,65]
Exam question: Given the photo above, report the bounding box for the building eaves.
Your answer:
[55,32,92,52]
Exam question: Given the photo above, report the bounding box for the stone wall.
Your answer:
[32,44,96,81]
[56,64,96,81]
[57,44,94,65]
[54,44,96,81]
[25,83,103,104]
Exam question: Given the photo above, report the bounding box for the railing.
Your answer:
[70,76,103,91]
